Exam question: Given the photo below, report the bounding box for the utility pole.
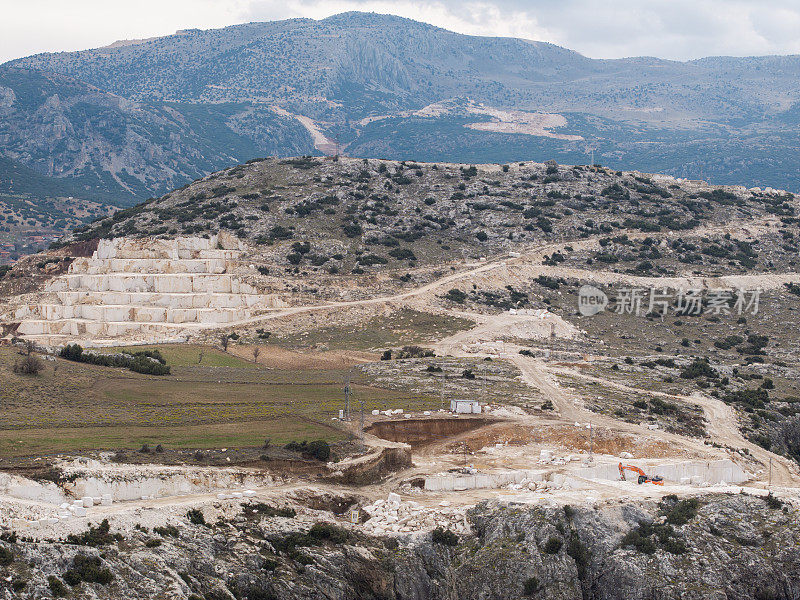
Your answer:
[359,395,365,445]
[344,371,351,422]
[440,376,445,411]
[589,422,594,464]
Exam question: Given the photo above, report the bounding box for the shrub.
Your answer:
[186,509,206,526]
[243,503,296,519]
[665,498,701,525]
[48,576,68,597]
[307,522,348,544]
[66,519,122,546]
[64,554,113,585]
[389,247,417,261]
[680,358,716,379]
[59,344,170,375]
[765,493,784,509]
[621,524,657,554]
[306,440,331,462]
[566,532,590,580]
[283,440,331,461]
[476,231,488,242]
[342,222,363,238]
[523,576,540,595]
[13,354,44,375]
[543,536,562,554]
[0,546,13,565]
[601,183,630,201]
[381,350,392,360]
[445,288,467,303]
[395,345,434,359]
[431,527,458,546]
[145,538,162,548]
[153,525,180,537]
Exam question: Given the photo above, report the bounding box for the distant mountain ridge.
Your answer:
[2,11,800,204]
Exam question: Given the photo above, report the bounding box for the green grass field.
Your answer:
[0,346,438,456]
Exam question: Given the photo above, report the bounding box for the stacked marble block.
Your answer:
[12,235,286,340]
[10,495,113,530]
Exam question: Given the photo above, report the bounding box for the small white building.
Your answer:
[450,400,481,414]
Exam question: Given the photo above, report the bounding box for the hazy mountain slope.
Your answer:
[4,12,800,204]
[9,13,596,116]
[13,13,800,121]
[0,67,315,204]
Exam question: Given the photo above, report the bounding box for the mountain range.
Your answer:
[2,11,800,205]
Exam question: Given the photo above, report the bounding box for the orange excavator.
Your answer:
[619,463,664,485]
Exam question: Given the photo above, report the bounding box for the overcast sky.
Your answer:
[2,0,800,64]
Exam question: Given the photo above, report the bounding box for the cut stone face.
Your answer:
[4,235,287,344]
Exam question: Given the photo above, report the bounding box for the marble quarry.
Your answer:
[3,235,287,344]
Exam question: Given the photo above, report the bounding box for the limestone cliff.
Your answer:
[3,494,798,599]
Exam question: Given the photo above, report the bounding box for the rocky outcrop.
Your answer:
[1,494,798,599]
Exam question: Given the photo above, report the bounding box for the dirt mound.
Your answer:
[366,417,496,447]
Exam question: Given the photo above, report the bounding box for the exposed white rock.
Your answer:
[5,235,288,344]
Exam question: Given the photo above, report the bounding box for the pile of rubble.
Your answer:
[361,493,470,535]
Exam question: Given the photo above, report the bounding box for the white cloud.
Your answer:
[1,0,799,64]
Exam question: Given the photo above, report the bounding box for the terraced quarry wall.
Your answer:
[2,235,287,345]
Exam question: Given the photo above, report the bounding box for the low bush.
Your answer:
[243,503,296,519]
[63,554,113,586]
[12,355,44,375]
[395,345,434,359]
[47,576,68,597]
[66,519,122,546]
[664,498,701,525]
[523,576,540,595]
[283,440,331,462]
[431,527,458,546]
[445,288,467,303]
[543,536,562,554]
[153,525,179,537]
[186,509,206,526]
[60,344,170,375]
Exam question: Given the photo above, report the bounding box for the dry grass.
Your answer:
[0,345,440,456]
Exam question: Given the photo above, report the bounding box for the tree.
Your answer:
[253,346,261,362]
[220,334,230,352]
